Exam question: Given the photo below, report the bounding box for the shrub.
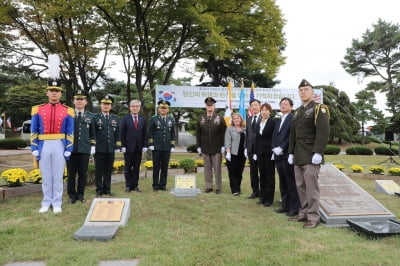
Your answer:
[324,145,340,155]
[351,164,363,173]
[369,165,385,174]
[388,167,400,176]
[195,159,204,167]
[334,163,345,171]
[179,158,196,173]
[368,136,383,144]
[186,144,197,153]
[374,145,398,155]
[0,138,28,149]
[345,146,373,155]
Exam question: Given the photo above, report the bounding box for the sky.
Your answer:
[274,0,400,112]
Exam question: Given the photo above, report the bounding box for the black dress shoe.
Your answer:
[133,187,142,192]
[68,198,76,204]
[274,208,288,214]
[263,202,272,207]
[160,187,167,191]
[247,194,257,199]
[286,210,299,217]
[125,187,131,192]
[104,192,114,196]
[77,197,86,203]
[204,188,213,193]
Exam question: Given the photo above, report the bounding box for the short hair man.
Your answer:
[288,79,330,229]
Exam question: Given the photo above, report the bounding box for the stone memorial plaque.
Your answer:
[319,164,396,227]
[90,200,125,222]
[347,219,400,237]
[175,175,196,189]
[375,180,400,195]
[74,225,119,241]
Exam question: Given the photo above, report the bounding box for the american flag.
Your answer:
[248,82,255,117]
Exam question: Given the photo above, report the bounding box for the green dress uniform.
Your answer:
[288,98,330,224]
[148,114,175,190]
[67,110,96,202]
[93,112,121,195]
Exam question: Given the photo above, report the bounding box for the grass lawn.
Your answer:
[0,153,400,265]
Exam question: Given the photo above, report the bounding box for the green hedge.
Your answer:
[345,146,373,155]
[0,138,28,149]
[179,158,196,173]
[374,145,398,155]
[186,144,197,153]
[324,145,340,155]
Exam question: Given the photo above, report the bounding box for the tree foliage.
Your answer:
[354,89,378,145]
[341,19,400,119]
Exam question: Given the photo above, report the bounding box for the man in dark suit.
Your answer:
[288,79,330,229]
[271,97,300,217]
[245,99,261,199]
[120,99,148,192]
[67,90,96,204]
[93,95,121,196]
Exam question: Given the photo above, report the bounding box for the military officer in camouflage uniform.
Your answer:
[67,90,96,204]
[288,79,330,229]
[196,97,227,194]
[148,100,175,191]
[93,95,121,196]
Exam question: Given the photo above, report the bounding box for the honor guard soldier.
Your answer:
[288,79,330,229]
[67,90,96,204]
[196,97,227,194]
[148,100,176,191]
[93,95,121,196]
[31,80,74,214]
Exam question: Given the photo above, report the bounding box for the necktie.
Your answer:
[77,112,82,121]
[105,115,109,121]
[134,116,138,129]
[279,115,285,132]
[252,116,257,129]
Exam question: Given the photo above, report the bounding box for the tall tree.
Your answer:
[354,90,378,145]
[341,19,400,120]
[0,0,111,104]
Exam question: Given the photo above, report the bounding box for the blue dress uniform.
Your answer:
[67,90,96,203]
[31,81,74,211]
[148,100,175,191]
[93,95,121,196]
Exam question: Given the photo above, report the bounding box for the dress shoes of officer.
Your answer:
[274,208,288,214]
[288,216,307,222]
[103,191,114,196]
[69,197,77,204]
[125,187,131,192]
[286,210,299,217]
[204,188,213,193]
[247,193,258,199]
[77,196,86,203]
[303,220,320,229]
[133,187,142,192]
[38,206,50,213]
[215,189,221,194]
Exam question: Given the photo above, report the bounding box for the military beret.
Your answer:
[100,95,114,104]
[298,79,313,88]
[158,100,171,108]
[46,80,63,91]
[204,97,216,106]
[73,89,89,99]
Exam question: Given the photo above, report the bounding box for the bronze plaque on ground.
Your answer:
[319,165,390,216]
[90,200,125,222]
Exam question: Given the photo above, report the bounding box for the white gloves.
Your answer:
[63,151,71,157]
[221,147,225,153]
[149,146,155,151]
[288,154,293,165]
[272,147,283,156]
[32,150,39,157]
[171,148,175,152]
[142,147,148,153]
[90,146,96,155]
[225,152,231,162]
[115,149,121,153]
[244,149,248,159]
[121,147,126,153]
[197,147,202,154]
[252,154,257,161]
[271,154,275,160]
[312,153,322,165]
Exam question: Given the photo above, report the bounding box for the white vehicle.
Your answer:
[21,120,31,142]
